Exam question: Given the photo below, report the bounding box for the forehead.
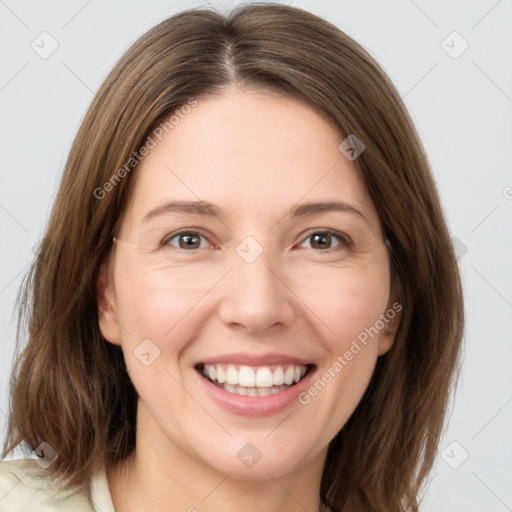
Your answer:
[122,88,379,230]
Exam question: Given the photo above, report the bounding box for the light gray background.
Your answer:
[1,1,511,510]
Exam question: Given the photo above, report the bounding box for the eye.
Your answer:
[163,231,212,250]
[298,231,352,251]
[161,230,352,252]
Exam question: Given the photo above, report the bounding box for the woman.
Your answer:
[0,3,464,511]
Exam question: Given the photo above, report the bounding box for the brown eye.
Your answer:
[299,231,351,251]
[164,231,209,250]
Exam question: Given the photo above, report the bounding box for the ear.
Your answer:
[377,281,403,356]
[96,260,122,346]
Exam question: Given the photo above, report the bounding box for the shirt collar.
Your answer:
[90,465,116,512]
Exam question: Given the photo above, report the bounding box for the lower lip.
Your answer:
[195,368,316,417]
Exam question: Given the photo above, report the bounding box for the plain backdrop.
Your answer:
[1,1,511,510]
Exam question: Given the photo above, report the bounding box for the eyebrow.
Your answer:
[142,200,369,225]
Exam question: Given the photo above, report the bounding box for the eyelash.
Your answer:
[160,229,353,253]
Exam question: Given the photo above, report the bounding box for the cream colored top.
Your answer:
[0,458,115,511]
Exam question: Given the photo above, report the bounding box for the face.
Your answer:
[97,87,401,481]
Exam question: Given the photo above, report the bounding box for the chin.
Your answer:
[190,433,320,481]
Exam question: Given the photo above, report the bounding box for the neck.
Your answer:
[107,406,327,512]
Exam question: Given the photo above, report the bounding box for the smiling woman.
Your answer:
[0,3,463,512]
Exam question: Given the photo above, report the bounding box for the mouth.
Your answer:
[194,362,316,397]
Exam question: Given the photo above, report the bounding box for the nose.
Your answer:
[217,248,295,335]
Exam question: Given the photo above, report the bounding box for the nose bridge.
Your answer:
[217,237,295,332]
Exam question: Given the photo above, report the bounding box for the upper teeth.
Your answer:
[202,364,307,387]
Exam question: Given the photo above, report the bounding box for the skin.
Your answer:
[97,86,401,512]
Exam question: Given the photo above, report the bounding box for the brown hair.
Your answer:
[3,4,464,511]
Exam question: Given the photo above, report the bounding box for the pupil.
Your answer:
[312,233,330,249]
[180,233,199,249]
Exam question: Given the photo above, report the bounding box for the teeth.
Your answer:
[258,387,270,396]
[239,366,256,387]
[216,366,226,384]
[226,365,238,385]
[284,366,295,385]
[219,383,291,396]
[237,386,248,396]
[201,363,309,389]
[255,367,273,387]
[273,366,285,385]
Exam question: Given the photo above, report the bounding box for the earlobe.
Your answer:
[377,290,403,356]
[96,261,122,346]
[377,325,399,356]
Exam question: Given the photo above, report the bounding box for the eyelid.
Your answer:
[162,228,353,251]
[161,229,216,249]
[296,229,353,250]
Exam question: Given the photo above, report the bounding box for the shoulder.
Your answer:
[0,458,95,512]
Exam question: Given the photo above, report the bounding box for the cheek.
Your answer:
[291,268,389,347]
[112,266,203,405]
[113,261,213,377]
[292,272,388,435]
[115,259,207,329]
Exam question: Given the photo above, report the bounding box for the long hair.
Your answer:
[2,4,464,511]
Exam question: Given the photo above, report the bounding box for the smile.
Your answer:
[195,363,313,397]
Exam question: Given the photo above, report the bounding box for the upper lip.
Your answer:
[196,352,314,367]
